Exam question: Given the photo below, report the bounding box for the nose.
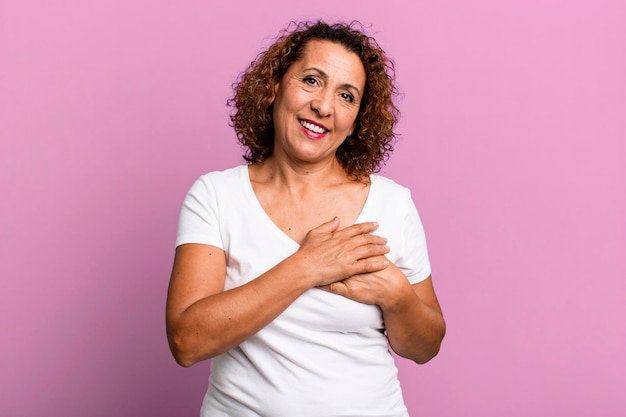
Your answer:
[311,90,333,117]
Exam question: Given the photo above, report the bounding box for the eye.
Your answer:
[340,92,355,103]
[302,76,319,86]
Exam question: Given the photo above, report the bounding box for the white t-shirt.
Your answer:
[176,165,431,417]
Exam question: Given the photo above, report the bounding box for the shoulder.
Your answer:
[189,165,248,192]
[181,165,250,209]
[196,165,247,184]
[369,174,412,201]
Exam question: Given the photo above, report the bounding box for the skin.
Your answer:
[166,40,445,368]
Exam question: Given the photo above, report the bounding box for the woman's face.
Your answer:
[270,39,366,167]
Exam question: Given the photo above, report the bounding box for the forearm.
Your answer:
[167,257,312,367]
[382,280,446,364]
[167,220,390,367]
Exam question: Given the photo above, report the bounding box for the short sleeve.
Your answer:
[175,176,224,249]
[396,189,431,284]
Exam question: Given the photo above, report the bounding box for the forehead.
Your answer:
[291,40,365,82]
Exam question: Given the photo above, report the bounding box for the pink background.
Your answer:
[1,0,625,416]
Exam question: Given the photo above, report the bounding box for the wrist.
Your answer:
[281,251,320,290]
[379,276,415,312]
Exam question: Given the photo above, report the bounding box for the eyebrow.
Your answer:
[303,67,362,96]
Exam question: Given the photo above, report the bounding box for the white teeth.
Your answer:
[300,120,327,134]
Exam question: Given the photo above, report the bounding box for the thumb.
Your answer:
[327,281,348,296]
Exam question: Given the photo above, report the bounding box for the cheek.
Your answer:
[342,108,360,132]
[273,89,299,116]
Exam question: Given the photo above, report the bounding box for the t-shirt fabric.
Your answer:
[176,165,431,417]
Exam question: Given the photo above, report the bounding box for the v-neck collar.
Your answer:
[241,165,377,248]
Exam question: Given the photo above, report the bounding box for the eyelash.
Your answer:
[340,93,354,103]
[302,76,319,86]
[302,76,355,103]
[340,92,355,103]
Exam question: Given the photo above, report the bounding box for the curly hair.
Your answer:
[228,20,400,177]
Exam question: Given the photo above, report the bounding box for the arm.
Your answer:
[322,264,445,364]
[166,243,310,367]
[166,218,391,367]
[381,273,445,364]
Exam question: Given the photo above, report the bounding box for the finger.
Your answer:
[337,221,381,238]
[310,216,341,234]
[347,256,389,276]
[316,282,349,296]
[350,232,388,247]
[316,284,332,292]
[327,281,348,296]
[350,242,390,261]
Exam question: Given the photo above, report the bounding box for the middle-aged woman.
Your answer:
[166,20,446,417]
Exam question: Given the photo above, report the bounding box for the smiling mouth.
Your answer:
[299,119,328,134]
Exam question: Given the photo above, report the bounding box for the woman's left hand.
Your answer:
[319,256,446,364]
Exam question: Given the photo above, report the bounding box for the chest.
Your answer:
[254,184,370,244]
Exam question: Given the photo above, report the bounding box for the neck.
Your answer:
[253,155,349,191]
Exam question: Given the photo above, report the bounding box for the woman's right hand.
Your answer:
[166,217,390,366]
[293,217,391,287]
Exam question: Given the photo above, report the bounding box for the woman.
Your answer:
[166,20,445,417]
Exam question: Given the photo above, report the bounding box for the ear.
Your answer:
[348,121,357,137]
[267,80,279,105]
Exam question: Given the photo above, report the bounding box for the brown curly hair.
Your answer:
[228,20,400,177]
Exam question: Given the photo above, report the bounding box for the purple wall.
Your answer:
[1,1,624,416]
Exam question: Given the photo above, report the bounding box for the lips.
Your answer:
[299,119,328,134]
